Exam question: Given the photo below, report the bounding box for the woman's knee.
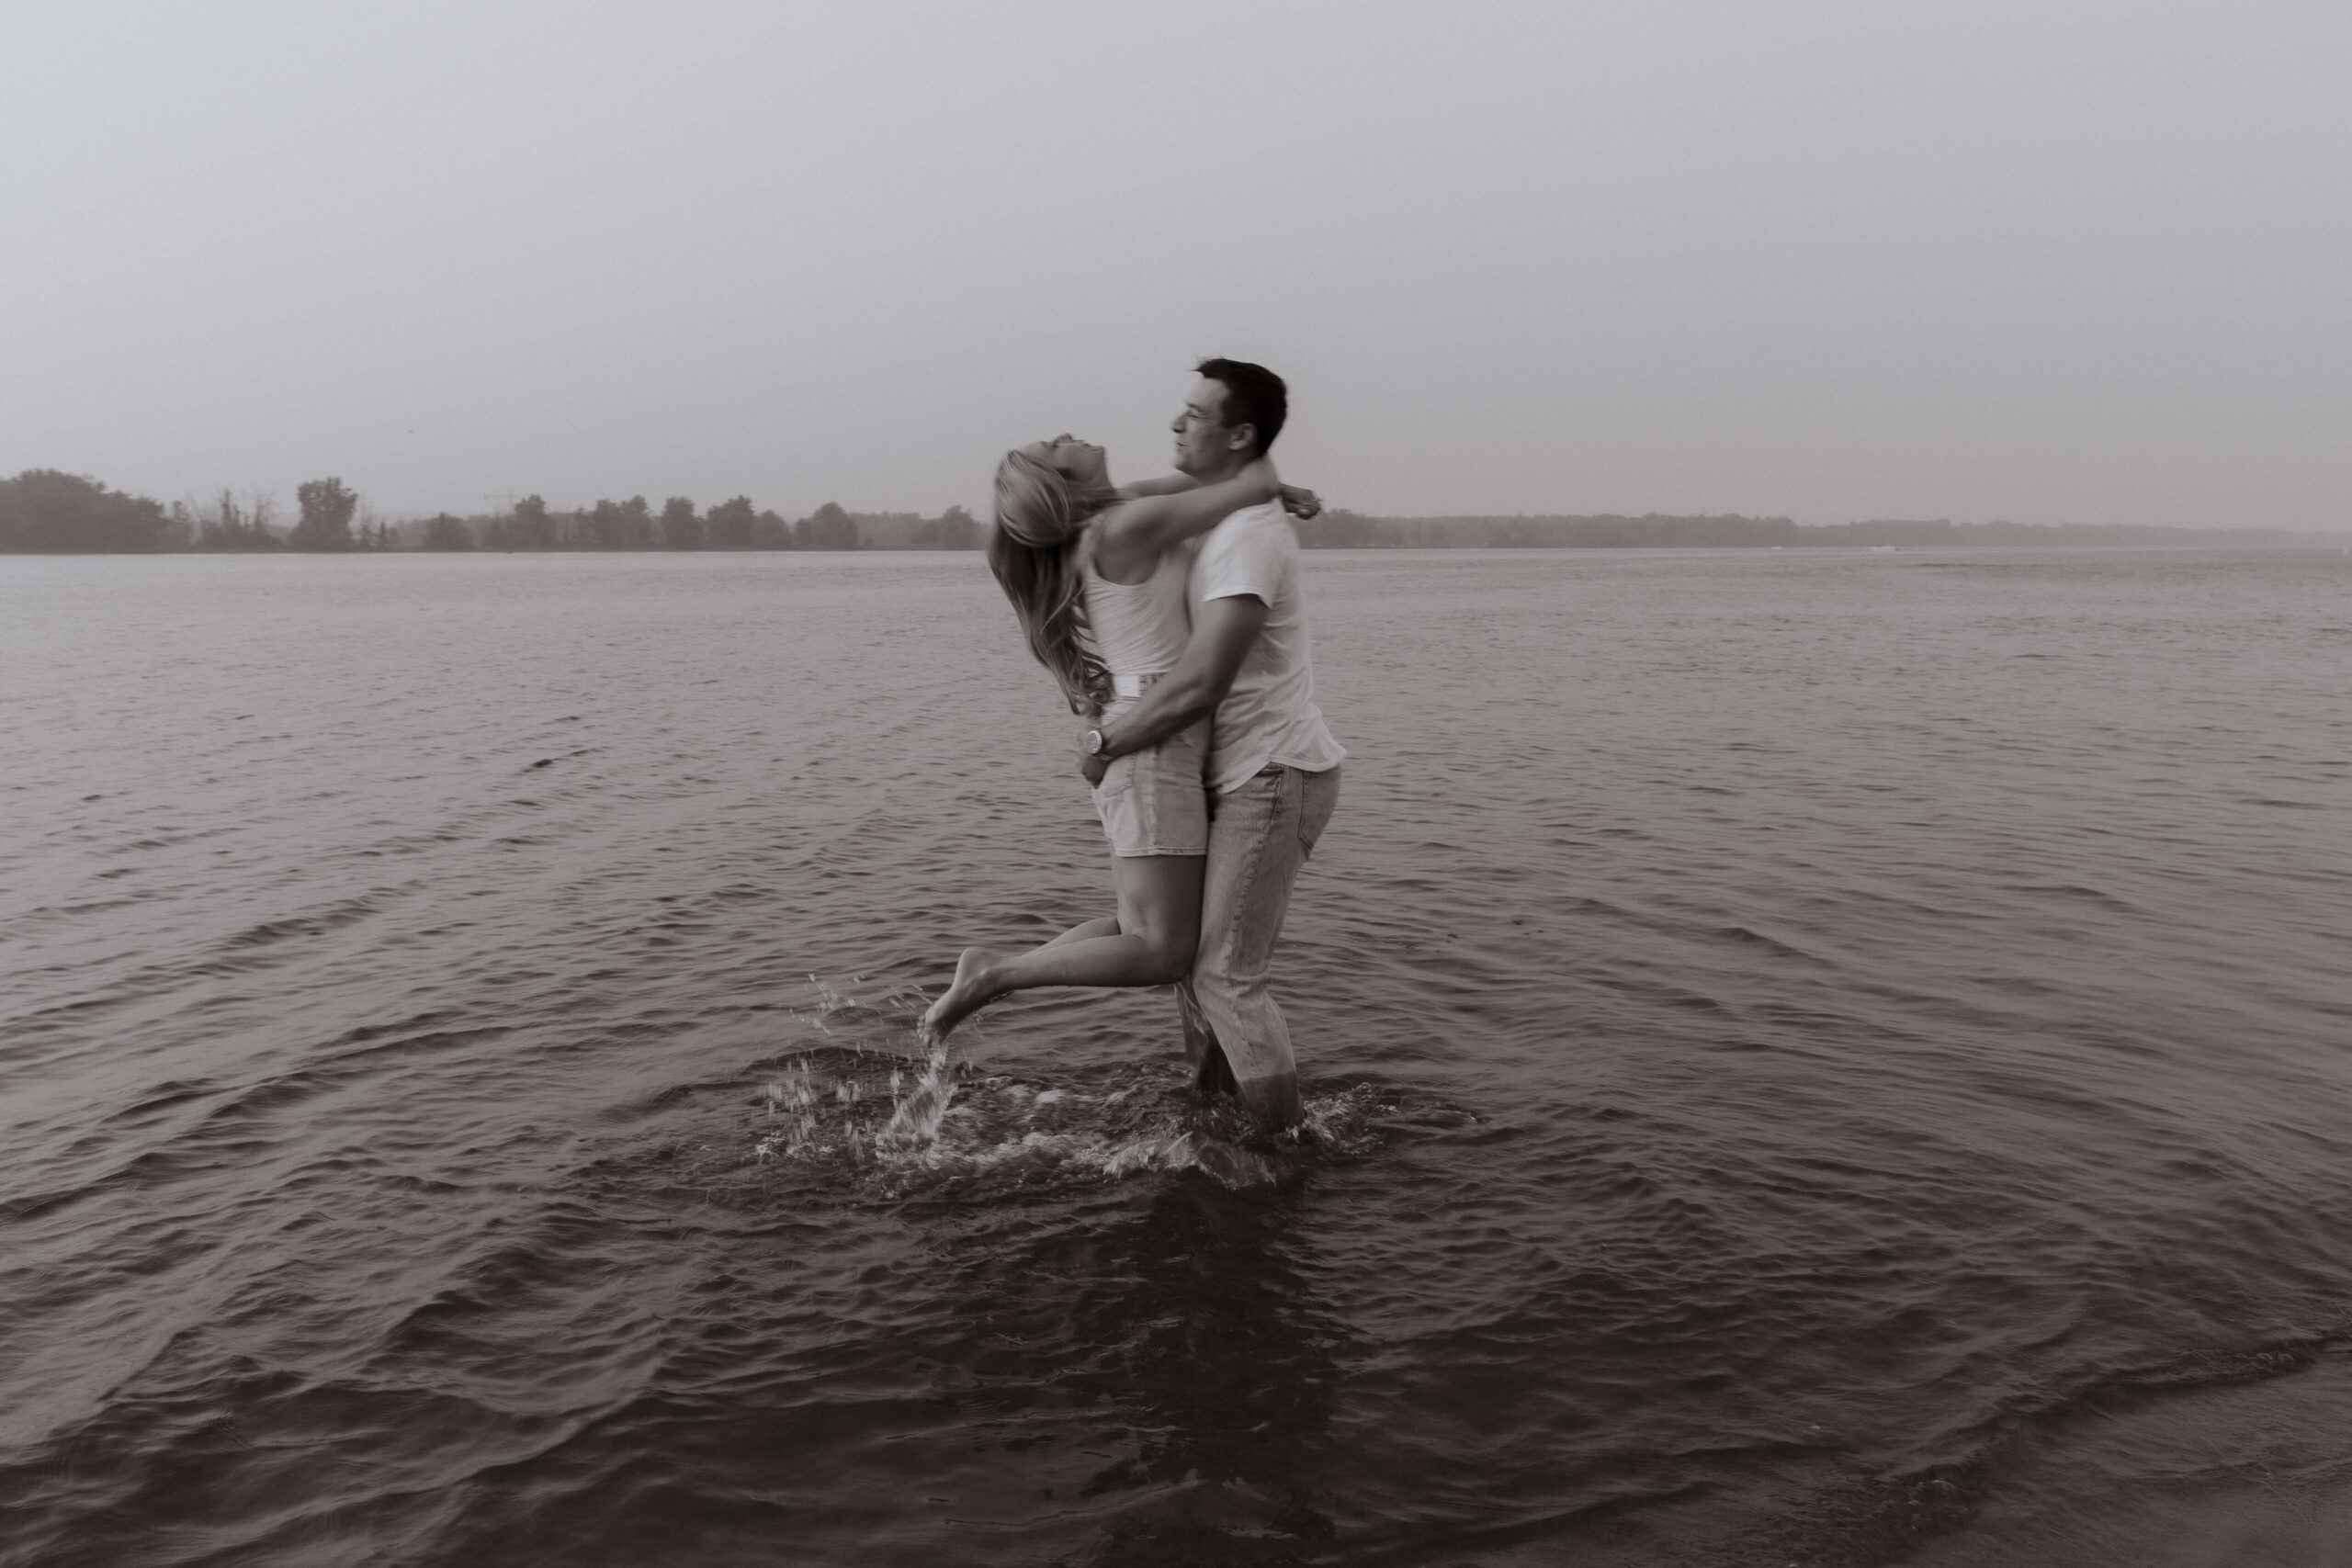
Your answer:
[1136,927,1197,985]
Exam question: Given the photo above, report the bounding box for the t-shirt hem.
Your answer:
[1208,744,1349,795]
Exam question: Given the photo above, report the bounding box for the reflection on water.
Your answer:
[4,548,2351,1566]
[1030,1183,1349,1558]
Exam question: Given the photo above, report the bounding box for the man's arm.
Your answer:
[1080,595,1269,784]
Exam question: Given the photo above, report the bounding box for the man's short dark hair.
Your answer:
[1196,357,1287,455]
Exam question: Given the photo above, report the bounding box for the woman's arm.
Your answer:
[1121,471,1318,515]
[1114,473,1202,501]
[1095,457,1279,565]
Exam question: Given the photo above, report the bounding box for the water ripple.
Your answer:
[2,548,2349,1565]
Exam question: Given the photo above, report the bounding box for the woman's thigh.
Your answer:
[1111,852,1206,954]
[1091,719,1212,859]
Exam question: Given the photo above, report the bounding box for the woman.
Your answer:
[919,434,1299,1041]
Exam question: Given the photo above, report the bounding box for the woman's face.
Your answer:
[1022,434,1108,490]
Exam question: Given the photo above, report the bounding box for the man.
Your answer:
[1080,359,1345,1131]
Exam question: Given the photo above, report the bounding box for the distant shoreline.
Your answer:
[3,470,2342,554]
[6,539,2347,559]
[1292,513,2346,551]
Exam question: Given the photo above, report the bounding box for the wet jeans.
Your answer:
[1174,763,1341,1128]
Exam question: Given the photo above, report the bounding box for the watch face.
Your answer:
[1086,729,1104,754]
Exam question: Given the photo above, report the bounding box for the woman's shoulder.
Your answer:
[1086,509,1167,587]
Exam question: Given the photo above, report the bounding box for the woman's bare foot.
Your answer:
[921,947,1004,1042]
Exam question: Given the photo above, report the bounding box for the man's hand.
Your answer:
[1278,484,1322,521]
[1079,736,1111,787]
[1069,597,1267,784]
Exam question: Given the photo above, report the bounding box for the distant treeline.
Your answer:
[6,469,2340,555]
[414,496,982,552]
[0,470,982,553]
[1295,511,2337,549]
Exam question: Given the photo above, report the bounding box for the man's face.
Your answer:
[1170,377,1250,478]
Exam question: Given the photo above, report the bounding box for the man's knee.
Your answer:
[1189,954,1267,1012]
[1183,959,1242,1021]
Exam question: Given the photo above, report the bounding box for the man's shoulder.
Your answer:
[1201,502,1295,557]
[1193,502,1295,604]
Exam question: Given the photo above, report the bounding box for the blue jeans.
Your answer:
[1174,763,1341,1128]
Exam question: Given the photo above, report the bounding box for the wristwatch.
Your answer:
[1084,728,1108,756]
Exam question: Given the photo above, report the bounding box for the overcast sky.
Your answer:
[3,2,2345,526]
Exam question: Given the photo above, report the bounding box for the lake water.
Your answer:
[3,547,2349,1567]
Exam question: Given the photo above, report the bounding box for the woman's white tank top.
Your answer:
[1082,538,1191,678]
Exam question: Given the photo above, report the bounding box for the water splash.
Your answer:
[741,1053,1432,1199]
[875,1047,956,1152]
[731,976,1452,1193]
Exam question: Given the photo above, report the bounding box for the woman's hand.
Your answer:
[1278,484,1322,521]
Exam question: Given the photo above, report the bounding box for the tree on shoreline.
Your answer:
[491,494,555,549]
[193,489,279,550]
[659,496,704,550]
[289,478,359,550]
[707,495,756,548]
[423,513,473,550]
[912,504,981,548]
[797,502,861,549]
[0,470,181,551]
[582,496,652,548]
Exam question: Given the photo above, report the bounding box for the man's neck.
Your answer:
[1182,455,1250,487]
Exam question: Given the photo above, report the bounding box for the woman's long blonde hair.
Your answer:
[989,447,1119,716]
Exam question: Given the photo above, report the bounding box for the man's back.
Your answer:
[1189,502,1346,794]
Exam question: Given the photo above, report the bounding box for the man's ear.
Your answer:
[1227,423,1256,454]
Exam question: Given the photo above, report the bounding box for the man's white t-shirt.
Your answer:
[1190,502,1347,794]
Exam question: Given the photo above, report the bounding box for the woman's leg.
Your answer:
[922,853,1204,1040]
[1040,916,1123,949]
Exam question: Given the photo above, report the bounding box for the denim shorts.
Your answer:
[1091,704,1211,858]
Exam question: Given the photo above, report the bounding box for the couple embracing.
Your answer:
[922,359,1344,1134]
